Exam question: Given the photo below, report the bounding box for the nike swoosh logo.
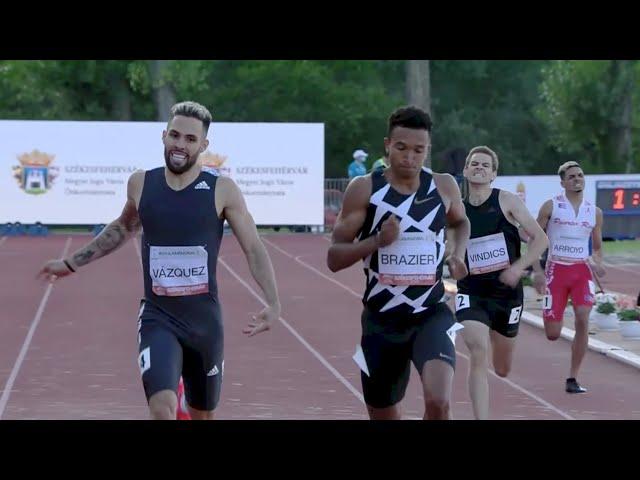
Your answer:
[414,196,429,205]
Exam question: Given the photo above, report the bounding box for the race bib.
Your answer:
[466,232,510,275]
[150,245,209,296]
[550,235,589,263]
[454,294,470,311]
[378,231,438,285]
[508,305,523,324]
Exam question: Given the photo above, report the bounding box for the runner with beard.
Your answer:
[38,101,281,420]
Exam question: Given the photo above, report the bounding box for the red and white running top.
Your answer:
[546,194,596,265]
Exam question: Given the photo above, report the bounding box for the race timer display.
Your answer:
[596,180,640,239]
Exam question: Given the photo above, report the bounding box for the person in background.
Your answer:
[370,152,388,172]
[533,161,605,394]
[348,149,368,179]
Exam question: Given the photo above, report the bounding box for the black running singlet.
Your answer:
[138,166,224,324]
[457,188,522,299]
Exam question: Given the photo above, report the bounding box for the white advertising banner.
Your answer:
[1,120,324,225]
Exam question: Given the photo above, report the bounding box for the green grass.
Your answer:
[601,239,640,256]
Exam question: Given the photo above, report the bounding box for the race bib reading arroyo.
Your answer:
[378,232,437,286]
[550,235,589,263]
[467,232,510,275]
[150,246,209,296]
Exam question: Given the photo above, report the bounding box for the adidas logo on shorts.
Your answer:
[194,181,210,190]
[207,365,219,376]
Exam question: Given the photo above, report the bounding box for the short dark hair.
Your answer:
[558,161,582,180]
[387,105,433,137]
[465,146,499,172]
[169,101,212,134]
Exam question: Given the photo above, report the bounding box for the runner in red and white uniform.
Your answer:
[533,161,606,394]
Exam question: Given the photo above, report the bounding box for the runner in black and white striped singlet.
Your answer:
[327,106,470,420]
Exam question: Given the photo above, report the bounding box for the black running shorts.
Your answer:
[359,302,457,409]
[454,291,523,338]
[137,300,224,411]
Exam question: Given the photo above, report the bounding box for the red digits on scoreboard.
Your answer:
[613,189,625,210]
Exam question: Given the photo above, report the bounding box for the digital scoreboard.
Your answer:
[596,180,640,239]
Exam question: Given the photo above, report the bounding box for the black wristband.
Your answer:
[63,259,76,273]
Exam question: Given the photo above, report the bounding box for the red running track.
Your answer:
[1,234,639,419]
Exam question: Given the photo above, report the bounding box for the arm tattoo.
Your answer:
[96,224,125,253]
[124,216,141,233]
[72,224,128,267]
[73,249,96,266]
[122,208,141,233]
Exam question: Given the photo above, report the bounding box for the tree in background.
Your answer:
[406,60,432,166]
[537,60,639,173]
[0,60,155,121]
[160,60,404,176]
[1,60,634,177]
[429,60,571,175]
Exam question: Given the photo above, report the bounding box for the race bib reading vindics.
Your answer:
[466,232,510,275]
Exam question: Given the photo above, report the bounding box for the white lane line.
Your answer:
[262,237,362,298]
[262,236,575,420]
[217,256,365,405]
[0,236,72,419]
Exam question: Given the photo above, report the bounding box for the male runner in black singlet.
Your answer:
[39,101,281,420]
[454,146,547,419]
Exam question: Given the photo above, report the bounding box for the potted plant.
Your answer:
[592,294,619,331]
[616,296,640,339]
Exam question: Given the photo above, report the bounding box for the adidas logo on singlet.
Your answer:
[194,181,210,190]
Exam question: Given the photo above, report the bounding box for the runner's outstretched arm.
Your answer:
[38,170,144,280]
